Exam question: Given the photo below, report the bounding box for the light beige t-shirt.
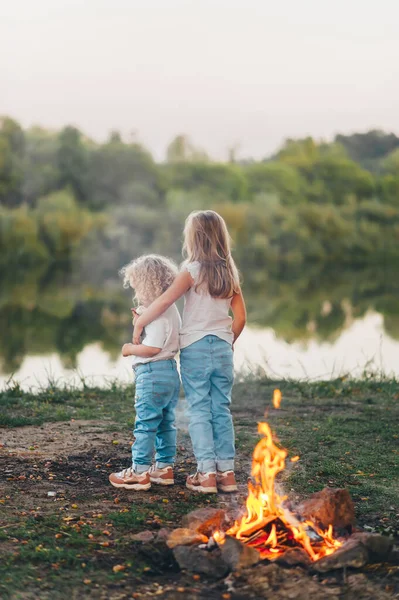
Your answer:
[131,304,181,367]
[179,262,233,349]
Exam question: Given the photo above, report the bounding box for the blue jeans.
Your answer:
[180,335,235,473]
[132,359,180,473]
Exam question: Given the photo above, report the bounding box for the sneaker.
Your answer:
[109,467,151,491]
[217,470,238,492]
[149,465,174,486]
[186,471,217,494]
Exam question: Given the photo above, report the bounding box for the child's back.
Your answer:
[180,261,233,349]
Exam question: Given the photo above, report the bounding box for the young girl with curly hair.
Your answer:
[109,255,181,491]
[133,211,247,494]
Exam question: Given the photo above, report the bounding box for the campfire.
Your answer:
[160,389,396,581]
[216,420,341,561]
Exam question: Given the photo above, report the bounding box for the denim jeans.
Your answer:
[180,335,235,473]
[132,359,180,473]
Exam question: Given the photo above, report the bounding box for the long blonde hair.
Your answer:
[120,254,178,306]
[183,210,240,298]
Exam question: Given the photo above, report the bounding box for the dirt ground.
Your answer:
[1,417,398,600]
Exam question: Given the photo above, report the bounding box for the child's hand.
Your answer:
[133,319,144,345]
[122,343,135,357]
[131,308,138,325]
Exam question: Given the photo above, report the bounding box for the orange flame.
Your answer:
[213,530,225,545]
[272,389,282,409]
[226,422,341,561]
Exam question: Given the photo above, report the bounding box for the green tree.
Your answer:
[22,127,60,206]
[166,135,209,163]
[56,126,89,202]
[246,161,305,204]
[35,190,106,260]
[0,206,48,267]
[0,117,25,207]
[336,130,399,171]
[165,162,248,203]
[87,136,161,209]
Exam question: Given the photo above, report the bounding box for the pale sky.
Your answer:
[1,0,398,160]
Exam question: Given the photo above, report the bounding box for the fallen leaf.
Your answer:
[113,564,125,573]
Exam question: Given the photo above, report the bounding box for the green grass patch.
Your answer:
[0,380,135,427]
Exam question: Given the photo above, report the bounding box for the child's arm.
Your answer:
[231,290,247,344]
[132,271,192,344]
[122,343,161,358]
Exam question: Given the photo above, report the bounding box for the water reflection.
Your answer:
[1,264,398,388]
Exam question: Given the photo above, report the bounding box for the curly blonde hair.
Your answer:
[120,254,178,306]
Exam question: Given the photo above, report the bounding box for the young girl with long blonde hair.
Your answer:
[133,211,246,493]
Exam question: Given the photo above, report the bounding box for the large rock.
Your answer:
[296,487,355,532]
[173,545,230,578]
[313,538,369,572]
[166,528,208,549]
[219,535,260,570]
[313,532,394,572]
[276,548,311,568]
[131,530,155,543]
[350,532,394,562]
[181,507,229,536]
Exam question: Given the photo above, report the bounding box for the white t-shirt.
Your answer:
[131,304,181,367]
[180,262,233,349]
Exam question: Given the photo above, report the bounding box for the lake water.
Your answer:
[1,265,398,390]
[0,310,397,391]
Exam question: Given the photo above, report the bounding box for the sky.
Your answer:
[1,0,398,160]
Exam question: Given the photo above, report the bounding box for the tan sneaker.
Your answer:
[186,471,217,494]
[217,470,238,492]
[109,467,151,491]
[149,465,174,486]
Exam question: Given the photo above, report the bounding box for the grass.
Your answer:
[0,376,398,598]
[0,380,134,427]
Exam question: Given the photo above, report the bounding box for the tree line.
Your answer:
[1,116,399,278]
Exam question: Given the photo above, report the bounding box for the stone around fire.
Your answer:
[181,507,229,536]
[296,487,355,532]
